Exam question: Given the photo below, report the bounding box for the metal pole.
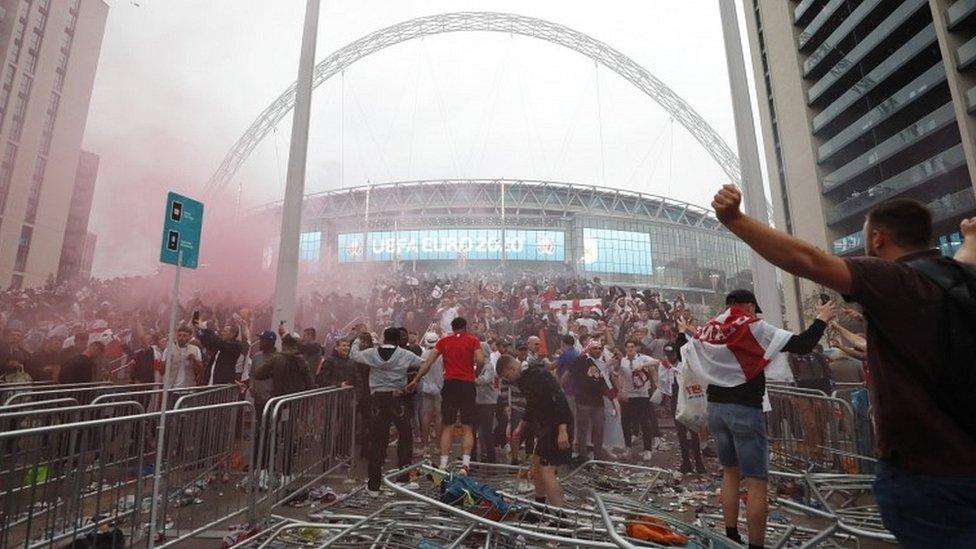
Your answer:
[149,248,181,547]
[718,0,782,326]
[271,0,321,333]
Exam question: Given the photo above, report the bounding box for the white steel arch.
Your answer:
[206,11,742,196]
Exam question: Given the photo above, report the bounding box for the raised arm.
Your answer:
[713,184,853,294]
[830,320,866,352]
[405,348,441,392]
[954,218,976,267]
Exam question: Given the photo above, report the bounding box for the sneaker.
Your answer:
[652,437,663,451]
[257,470,269,491]
[366,489,381,498]
[641,450,653,461]
[457,464,470,476]
[398,480,420,490]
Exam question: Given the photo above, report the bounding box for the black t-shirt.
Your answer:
[131,348,155,383]
[518,367,573,430]
[569,355,606,407]
[59,354,95,383]
[299,342,324,369]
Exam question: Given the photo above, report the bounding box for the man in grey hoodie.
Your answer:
[473,350,500,463]
[352,327,423,495]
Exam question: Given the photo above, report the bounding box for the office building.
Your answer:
[742,0,976,328]
[57,148,97,281]
[0,0,108,288]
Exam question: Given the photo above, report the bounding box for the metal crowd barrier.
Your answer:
[173,383,238,409]
[2,382,162,407]
[0,401,145,437]
[254,386,356,510]
[772,470,896,545]
[0,381,108,407]
[766,386,874,474]
[0,400,255,549]
[87,384,237,412]
[0,398,80,413]
[379,462,737,548]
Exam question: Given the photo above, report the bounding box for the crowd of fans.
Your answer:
[0,270,869,471]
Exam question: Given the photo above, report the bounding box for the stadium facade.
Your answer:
[262,179,754,298]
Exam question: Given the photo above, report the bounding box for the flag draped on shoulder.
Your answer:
[680,307,793,387]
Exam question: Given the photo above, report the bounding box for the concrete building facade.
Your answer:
[0,0,108,289]
[742,0,976,329]
[57,148,97,281]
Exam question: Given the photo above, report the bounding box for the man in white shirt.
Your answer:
[554,303,572,335]
[437,297,460,335]
[617,339,661,460]
[161,325,202,389]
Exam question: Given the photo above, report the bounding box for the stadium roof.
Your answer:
[254,178,726,231]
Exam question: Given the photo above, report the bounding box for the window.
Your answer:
[299,231,322,262]
[0,143,18,214]
[10,9,28,63]
[25,29,42,74]
[14,225,33,272]
[10,75,32,141]
[582,228,653,275]
[0,66,16,133]
[55,1,80,92]
[39,92,58,154]
[24,156,46,223]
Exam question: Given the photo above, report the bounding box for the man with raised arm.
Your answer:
[711,184,976,548]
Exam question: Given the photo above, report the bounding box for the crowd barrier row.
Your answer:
[766,386,875,474]
[0,382,357,548]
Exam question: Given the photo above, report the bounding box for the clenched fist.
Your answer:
[961,217,976,239]
[712,184,744,225]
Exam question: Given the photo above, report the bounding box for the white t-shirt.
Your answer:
[161,344,202,389]
[555,311,571,334]
[439,306,459,334]
[576,317,598,331]
[618,354,657,398]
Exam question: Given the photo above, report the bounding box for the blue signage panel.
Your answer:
[159,192,204,269]
[337,229,565,263]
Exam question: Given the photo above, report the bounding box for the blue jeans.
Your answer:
[874,460,976,548]
[706,402,768,479]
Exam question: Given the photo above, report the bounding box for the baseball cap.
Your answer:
[258,330,277,342]
[725,289,762,314]
[515,341,528,350]
[423,331,439,346]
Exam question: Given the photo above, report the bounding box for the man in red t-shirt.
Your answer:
[408,317,486,475]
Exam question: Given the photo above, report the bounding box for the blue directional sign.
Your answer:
[159,192,203,269]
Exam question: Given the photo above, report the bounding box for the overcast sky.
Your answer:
[86,0,747,277]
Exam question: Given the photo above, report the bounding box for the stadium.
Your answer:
[261,178,754,299]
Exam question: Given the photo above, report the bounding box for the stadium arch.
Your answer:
[205,11,742,196]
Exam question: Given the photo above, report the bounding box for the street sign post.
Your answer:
[159,192,203,269]
[150,192,203,547]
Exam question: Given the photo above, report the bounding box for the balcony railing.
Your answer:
[832,187,976,255]
[826,144,967,225]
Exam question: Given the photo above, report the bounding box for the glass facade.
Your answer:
[582,228,652,275]
[299,231,321,262]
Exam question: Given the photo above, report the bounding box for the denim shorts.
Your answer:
[706,402,768,479]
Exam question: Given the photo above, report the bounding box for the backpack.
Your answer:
[906,257,976,440]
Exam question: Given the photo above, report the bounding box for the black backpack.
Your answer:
[907,257,976,440]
